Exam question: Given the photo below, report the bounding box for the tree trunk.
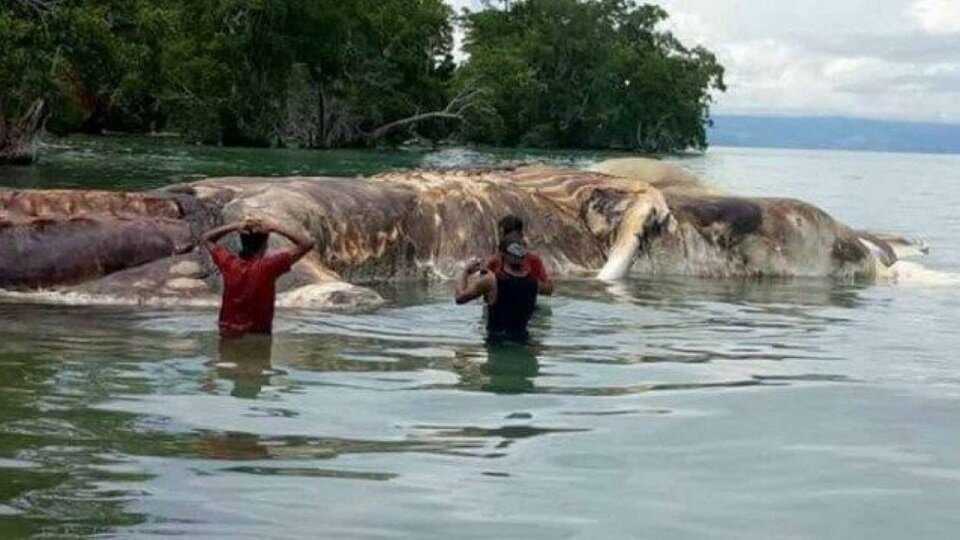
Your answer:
[0,99,48,166]
[79,97,109,135]
[317,81,326,149]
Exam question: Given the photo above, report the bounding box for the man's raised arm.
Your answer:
[455,258,493,304]
[263,221,315,261]
[202,221,247,252]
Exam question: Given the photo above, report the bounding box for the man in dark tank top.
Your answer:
[455,232,540,341]
[485,215,554,296]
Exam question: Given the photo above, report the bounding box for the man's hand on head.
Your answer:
[465,257,485,275]
[244,218,267,234]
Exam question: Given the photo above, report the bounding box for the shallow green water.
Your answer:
[2,142,960,538]
[0,135,629,191]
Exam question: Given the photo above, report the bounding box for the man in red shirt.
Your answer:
[485,215,554,295]
[203,218,314,336]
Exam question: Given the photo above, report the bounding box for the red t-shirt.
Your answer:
[210,246,295,336]
[486,252,549,283]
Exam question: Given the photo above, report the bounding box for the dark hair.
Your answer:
[239,232,268,259]
[498,215,524,238]
[498,231,525,254]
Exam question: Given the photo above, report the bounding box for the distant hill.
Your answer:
[708,115,960,154]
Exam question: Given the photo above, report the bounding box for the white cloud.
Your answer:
[909,0,960,34]
[651,0,960,122]
[659,10,713,46]
[447,0,482,14]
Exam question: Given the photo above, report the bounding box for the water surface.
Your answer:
[1,143,959,538]
[1,135,626,190]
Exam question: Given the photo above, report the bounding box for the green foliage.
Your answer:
[160,0,301,145]
[0,2,58,116]
[159,0,454,146]
[457,0,726,151]
[286,0,455,147]
[1,0,723,153]
[2,0,172,135]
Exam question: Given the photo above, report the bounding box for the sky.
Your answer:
[447,0,960,123]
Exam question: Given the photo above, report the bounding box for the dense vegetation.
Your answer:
[0,0,724,164]
[458,0,725,151]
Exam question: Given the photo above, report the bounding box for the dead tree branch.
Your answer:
[365,89,484,141]
[12,0,62,16]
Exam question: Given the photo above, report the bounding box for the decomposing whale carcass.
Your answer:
[0,159,919,309]
[0,190,194,289]
[590,158,918,279]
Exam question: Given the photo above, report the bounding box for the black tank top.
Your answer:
[486,271,538,340]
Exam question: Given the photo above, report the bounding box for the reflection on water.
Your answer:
[451,340,542,394]
[3,145,960,537]
[210,335,278,399]
[2,271,960,538]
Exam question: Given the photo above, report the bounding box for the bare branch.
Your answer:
[16,99,48,134]
[366,88,484,141]
[12,0,61,16]
[1,98,48,165]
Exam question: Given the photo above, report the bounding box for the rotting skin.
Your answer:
[0,160,904,308]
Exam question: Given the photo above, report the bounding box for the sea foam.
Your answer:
[879,260,960,287]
